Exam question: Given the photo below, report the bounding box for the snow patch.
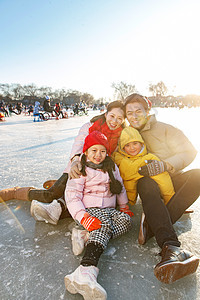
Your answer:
[65,232,71,236]
[47,230,59,236]
[104,247,116,256]
[5,219,15,225]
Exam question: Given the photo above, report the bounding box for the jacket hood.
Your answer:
[118,127,147,158]
[119,127,144,149]
[35,101,40,107]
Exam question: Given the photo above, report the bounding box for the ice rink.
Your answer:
[0,107,200,300]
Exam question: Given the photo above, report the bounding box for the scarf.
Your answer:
[89,118,123,155]
[84,156,122,195]
[85,161,104,170]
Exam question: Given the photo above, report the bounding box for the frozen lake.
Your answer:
[0,107,200,300]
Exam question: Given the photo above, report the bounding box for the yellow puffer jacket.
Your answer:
[112,127,175,205]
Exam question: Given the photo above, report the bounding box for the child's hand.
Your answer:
[81,212,102,231]
[120,204,134,217]
[138,160,167,176]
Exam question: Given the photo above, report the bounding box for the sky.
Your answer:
[0,0,200,100]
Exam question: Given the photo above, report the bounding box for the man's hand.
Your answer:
[139,160,167,177]
[69,160,82,179]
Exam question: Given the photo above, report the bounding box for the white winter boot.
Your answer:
[64,265,107,300]
[30,199,62,225]
[71,228,89,256]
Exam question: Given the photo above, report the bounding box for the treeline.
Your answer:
[112,81,200,108]
[0,83,99,106]
[1,81,200,108]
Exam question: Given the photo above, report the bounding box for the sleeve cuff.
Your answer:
[75,210,86,223]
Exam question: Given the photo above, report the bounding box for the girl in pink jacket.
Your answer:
[64,131,133,300]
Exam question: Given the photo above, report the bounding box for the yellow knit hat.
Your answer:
[119,127,144,150]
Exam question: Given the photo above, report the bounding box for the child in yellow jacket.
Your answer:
[112,127,175,205]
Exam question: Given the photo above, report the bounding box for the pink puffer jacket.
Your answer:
[65,164,128,222]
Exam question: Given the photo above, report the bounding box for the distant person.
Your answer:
[43,96,52,112]
[79,101,87,115]
[43,96,59,117]
[33,101,45,120]
[8,103,18,115]
[33,101,40,115]
[0,111,5,121]
[73,103,79,115]
[28,104,34,115]
[16,102,22,114]
[64,131,133,299]
[0,103,9,117]
[55,102,63,118]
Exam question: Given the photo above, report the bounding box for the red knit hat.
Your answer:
[83,131,109,153]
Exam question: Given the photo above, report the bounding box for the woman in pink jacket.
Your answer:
[64,131,133,300]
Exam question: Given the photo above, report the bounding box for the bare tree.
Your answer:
[23,84,38,98]
[111,81,136,101]
[149,83,156,97]
[80,93,94,105]
[63,90,82,105]
[0,83,12,98]
[37,86,52,98]
[11,83,24,100]
[149,81,168,98]
[0,83,99,106]
[54,88,68,101]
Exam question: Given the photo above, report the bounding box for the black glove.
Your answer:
[139,160,167,177]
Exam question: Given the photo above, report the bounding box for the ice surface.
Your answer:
[0,108,200,300]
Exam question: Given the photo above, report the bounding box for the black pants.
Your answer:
[137,169,200,248]
[167,169,200,223]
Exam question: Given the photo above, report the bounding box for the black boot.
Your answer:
[28,189,54,203]
[28,173,68,203]
[154,243,199,284]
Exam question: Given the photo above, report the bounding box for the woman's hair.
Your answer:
[90,100,125,123]
[80,154,122,195]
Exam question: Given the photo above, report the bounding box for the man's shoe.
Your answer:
[71,228,89,256]
[30,200,62,225]
[138,212,154,245]
[64,265,107,299]
[154,244,199,284]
